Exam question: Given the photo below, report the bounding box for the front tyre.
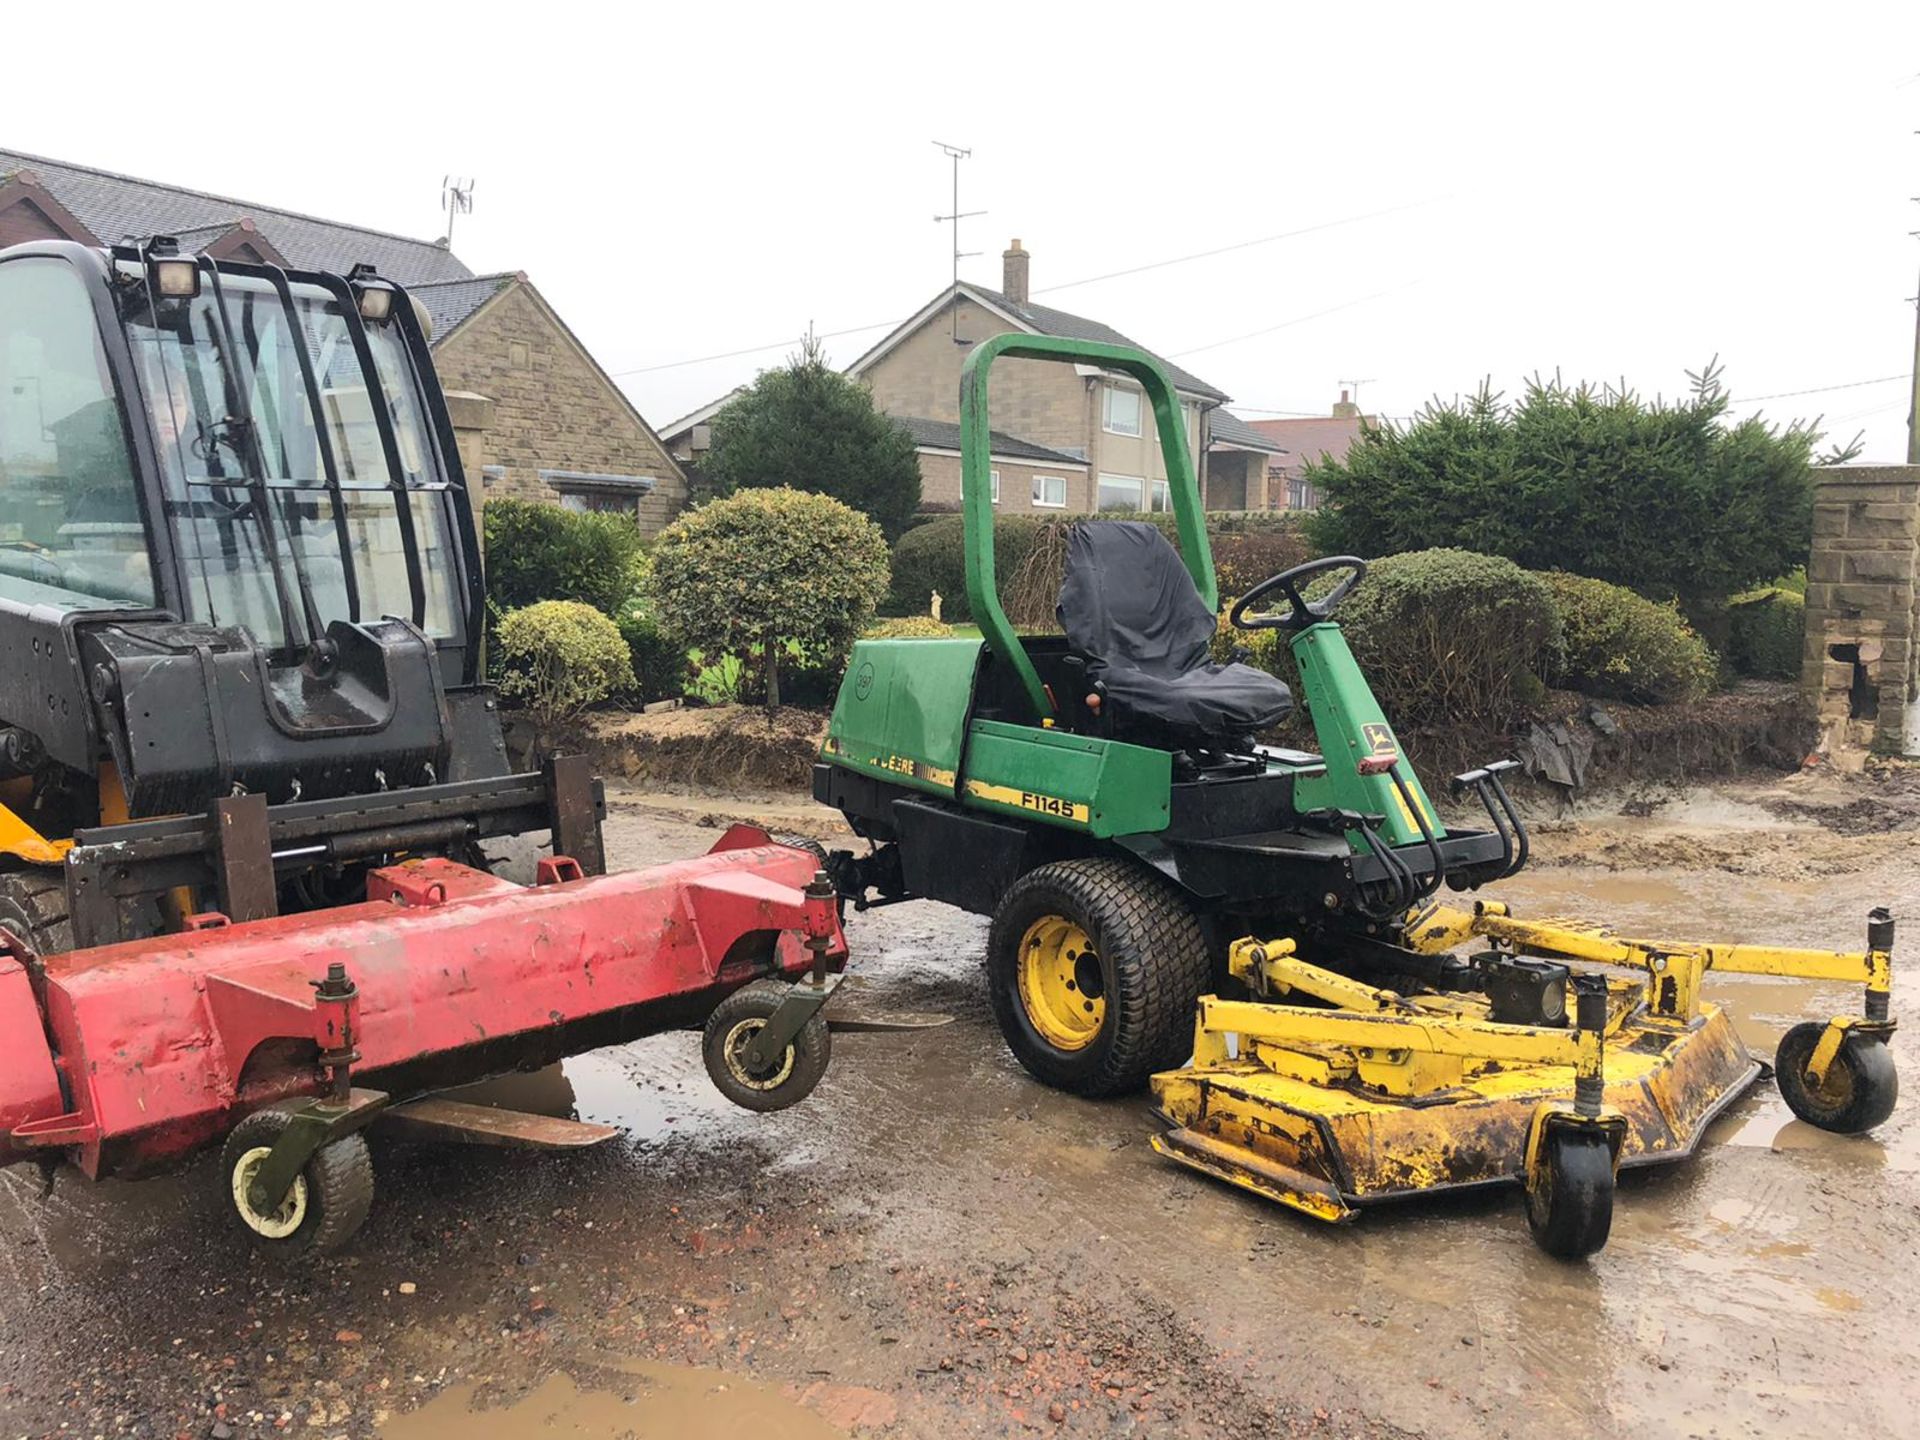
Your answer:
[221,1109,374,1258]
[986,858,1210,1098]
[702,978,832,1112]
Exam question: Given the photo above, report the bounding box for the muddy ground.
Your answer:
[2,769,1917,1440]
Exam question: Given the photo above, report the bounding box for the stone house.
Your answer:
[847,240,1269,515]
[665,242,1277,515]
[0,149,688,533]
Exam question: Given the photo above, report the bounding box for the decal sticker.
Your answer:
[963,779,1091,825]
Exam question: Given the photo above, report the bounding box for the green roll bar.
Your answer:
[958,334,1216,719]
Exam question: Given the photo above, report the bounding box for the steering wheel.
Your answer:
[1228,556,1369,633]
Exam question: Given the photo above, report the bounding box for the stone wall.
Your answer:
[1804,465,1920,755]
[433,282,689,535]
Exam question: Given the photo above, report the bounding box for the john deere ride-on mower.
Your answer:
[815,332,1898,1258]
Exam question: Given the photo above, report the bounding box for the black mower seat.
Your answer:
[1057,521,1293,742]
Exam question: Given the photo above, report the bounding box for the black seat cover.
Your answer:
[1056,522,1292,740]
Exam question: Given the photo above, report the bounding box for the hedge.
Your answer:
[1727,587,1805,681]
[885,511,1311,622]
[482,498,648,615]
[1334,549,1559,726]
[1538,572,1718,704]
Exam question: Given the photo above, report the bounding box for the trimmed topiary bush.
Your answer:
[1539,572,1718,704]
[1553,574,1723,701]
[496,600,635,729]
[482,498,648,615]
[1727,587,1805,681]
[652,487,890,709]
[1335,549,1559,725]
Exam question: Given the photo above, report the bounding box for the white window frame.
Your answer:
[1097,472,1146,513]
[990,468,1001,505]
[1031,473,1068,509]
[1150,479,1172,513]
[1103,384,1142,438]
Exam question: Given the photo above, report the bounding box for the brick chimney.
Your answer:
[1331,389,1360,419]
[1002,239,1029,306]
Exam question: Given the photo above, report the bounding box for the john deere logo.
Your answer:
[854,661,876,701]
[1361,722,1397,757]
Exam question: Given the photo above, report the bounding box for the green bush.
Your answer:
[886,511,1311,623]
[614,594,689,704]
[1727,587,1806,680]
[496,600,635,728]
[1335,549,1559,725]
[1306,366,1827,609]
[1539,572,1718,703]
[652,487,890,709]
[884,513,1049,621]
[864,616,957,639]
[482,499,648,615]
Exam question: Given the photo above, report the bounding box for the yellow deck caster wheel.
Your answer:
[703,978,831,1113]
[1774,1021,1898,1133]
[222,1109,374,1258]
[1526,1130,1615,1260]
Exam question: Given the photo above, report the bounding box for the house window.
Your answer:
[1150,480,1172,513]
[1288,476,1318,511]
[560,490,640,518]
[1103,385,1142,437]
[990,469,1001,504]
[1031,474,1067,508]
[1097,473,1145,512]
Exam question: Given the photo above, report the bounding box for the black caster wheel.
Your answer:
[1774,1021,1898,1134]
[703,979,831,1113]
[1526,1130,1614,1260]
[221,1109,374,1258]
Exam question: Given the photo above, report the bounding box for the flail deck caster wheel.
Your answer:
[703,979,831,1113]
[1774,1022,1898,1134]
[1526,1130,1614,1260]
[221,1109,374,1258]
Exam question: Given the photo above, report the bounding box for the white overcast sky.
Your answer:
[9,3,1919,457]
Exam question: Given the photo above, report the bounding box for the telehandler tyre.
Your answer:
[986,858,1210,1098]
[0,869,73,956]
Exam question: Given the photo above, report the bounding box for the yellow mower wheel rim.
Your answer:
[1018,915,1106,1052]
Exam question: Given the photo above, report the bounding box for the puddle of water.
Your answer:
[380,1365,846,1440]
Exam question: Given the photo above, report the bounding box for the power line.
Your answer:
[607,198,1442,379]
[1166,284,1416,360]
[1031,198,1445,298]
[1727,373,1906,403]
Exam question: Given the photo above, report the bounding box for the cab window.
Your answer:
[0,258,152,609]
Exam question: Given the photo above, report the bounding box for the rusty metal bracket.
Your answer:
[544,754,605,877]
[212,793,277,923]
[244,1087,389,1215]
[742,972,842,1072]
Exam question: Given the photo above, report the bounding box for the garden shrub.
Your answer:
[482,498,648,615]
[614,594,689,704]
[1538,572,1718,704]
[890,511,1313,625]
[652,487,890,709]
[496,600,635,729]
[1335,549,1559,725]
[864,616,957,639]
[1727,587,1805,681]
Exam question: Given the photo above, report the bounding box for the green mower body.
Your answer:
[814,335,1525,1094]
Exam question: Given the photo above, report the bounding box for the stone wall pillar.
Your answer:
[1804,465,1920,756]
[443,390,497,505]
